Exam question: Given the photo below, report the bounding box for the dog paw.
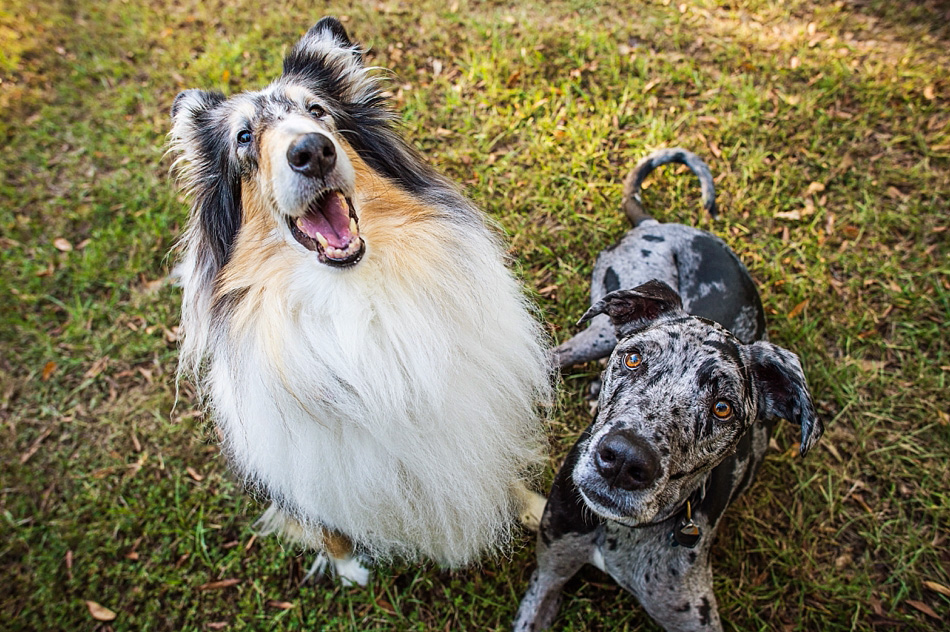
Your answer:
[334,556,371,586]
[518,490,548,532]
[302,552,371,586]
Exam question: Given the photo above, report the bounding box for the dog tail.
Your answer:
[621,148,717,226]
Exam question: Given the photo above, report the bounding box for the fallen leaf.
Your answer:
[923,85,935,100]
[775,210,802,221]
[906,600,940,620]
[198,578,241,591]
[54,237,73,252]
[886,186,907,200]
[788,299,809,319]
[86,601,117,622]
[857,359,886,372]
[41,361,57,381]
[805,181,826,196]
[266,600,295,610]
[186,466,204,482]
[924,581,950,598]
[708,140,722,158]
[206,623,229,630]
[870,596,884,617]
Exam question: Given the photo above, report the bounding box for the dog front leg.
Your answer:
[553,314,617,369]
[513,532,596,632]
[256,504,370,586]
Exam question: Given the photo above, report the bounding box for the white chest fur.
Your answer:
[202,219,550,565]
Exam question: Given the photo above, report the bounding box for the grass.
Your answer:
[1,0,948,629]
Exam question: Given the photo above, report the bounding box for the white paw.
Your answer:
[302,551,370,586]
[519,490,547,533]
[333,556,371,586]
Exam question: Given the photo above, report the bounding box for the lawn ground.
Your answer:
[1,0,948,630]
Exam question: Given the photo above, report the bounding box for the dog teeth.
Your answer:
[349,218,358,235]
[314,233,330,250]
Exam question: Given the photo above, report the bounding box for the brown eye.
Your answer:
[624,352,642,369]
[307,103,326,118]
[713,400,733,419]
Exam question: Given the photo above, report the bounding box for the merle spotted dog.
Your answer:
[514,149,823,632]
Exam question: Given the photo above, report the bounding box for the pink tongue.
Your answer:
[298,193,353,249]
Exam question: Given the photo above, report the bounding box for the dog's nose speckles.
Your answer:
[594,430,659,491]
[287,133,336,178]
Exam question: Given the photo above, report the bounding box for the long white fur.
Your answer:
[169,22,553,566]
[203,210,549,565]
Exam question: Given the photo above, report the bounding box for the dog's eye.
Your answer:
[712,400,733,419]
[307,103,326,118]
[236,129,252,145]
[623,352,642,369]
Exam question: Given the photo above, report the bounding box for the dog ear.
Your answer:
[308,16,354,47]
[746,341,823,456]
[578,280,684,338]
[284,17,362,76]
[168,89,241,272]
[171,89,225,121]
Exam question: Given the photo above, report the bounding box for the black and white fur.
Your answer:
[168,18,552,585]
[514,150,823,631]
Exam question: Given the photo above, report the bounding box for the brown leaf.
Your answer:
[186,466,204,482]
[805,181,826,196]
[924,581,950,598]
[86,601,117,621]
[775,210,802,221]
[205,623,229,630]
[857,359,886,372]
[923,85,936,100]
[906,600,940,619]
[788,299,809,319]
[198,578,240,591]
[54,237,73,252]
[84,356,109,379]
[41,361,57,381]
[266,600,295,610]
[870,595,884,617]
[708,140,722,158]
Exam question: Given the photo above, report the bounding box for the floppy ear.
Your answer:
[578,279,684,338]
[746,341,823,457]
[168,88,241,272]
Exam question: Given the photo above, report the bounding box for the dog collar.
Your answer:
[619,480,707,548]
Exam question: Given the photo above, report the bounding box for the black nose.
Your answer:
[287,133,336,178]
[594,430,660,491]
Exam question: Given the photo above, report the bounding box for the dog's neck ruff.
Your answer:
[191,211,550,566]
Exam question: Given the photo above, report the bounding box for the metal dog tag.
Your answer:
[671,518,702,548]
[670,500,701,548]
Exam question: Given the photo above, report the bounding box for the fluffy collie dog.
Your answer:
[167,17,552,583]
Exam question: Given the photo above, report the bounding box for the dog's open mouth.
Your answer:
[288,190,365,267]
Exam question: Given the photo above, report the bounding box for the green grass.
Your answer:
[2,0,948,629]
